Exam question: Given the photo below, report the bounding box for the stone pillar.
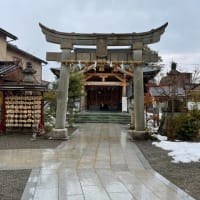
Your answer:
[50,50,70,139]
[134,64,145,130]
[129,42,147,140]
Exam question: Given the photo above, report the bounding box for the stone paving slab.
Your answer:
[0,123,195,200]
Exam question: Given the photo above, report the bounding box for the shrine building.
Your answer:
[51,60,160,112]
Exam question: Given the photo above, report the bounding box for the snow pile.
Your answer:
[152,134,167,141]
[152,141,200,163]
[145,112,200,163]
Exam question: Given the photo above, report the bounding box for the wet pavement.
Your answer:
[0,123,195,200]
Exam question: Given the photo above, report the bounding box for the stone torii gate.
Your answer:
[39,23,168,139]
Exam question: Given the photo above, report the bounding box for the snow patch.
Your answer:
[152,141,200,163]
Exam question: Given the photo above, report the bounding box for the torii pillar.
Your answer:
[51,49,71,139]
[131,42,146,139]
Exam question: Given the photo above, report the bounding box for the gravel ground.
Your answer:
[136,140,200,200]
[0,127,77,149]
[0,134,62,149]
[0,169,31,200]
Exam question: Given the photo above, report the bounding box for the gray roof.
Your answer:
[0,61,19,76]
[149,86,185,97]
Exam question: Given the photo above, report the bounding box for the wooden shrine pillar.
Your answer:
[122,82,127,112]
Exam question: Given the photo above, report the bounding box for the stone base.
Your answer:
[128,130,149,140]
[49,128,68,140]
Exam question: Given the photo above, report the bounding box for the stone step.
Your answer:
[75,112,131,124]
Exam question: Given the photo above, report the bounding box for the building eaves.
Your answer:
[51,65,160,79]
[0,82,47,91]
[0,28,18,40]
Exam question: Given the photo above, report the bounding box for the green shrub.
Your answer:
[190,109,200,121]
[173,112,200,141]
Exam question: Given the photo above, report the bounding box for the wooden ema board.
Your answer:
[5,96,42,128]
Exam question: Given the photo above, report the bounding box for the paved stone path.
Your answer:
[0,123,195,200]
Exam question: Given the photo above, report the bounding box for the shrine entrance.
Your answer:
[86,86,122,111]
[40,22,167,139]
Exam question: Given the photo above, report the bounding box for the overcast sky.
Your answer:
[1,0,200,81]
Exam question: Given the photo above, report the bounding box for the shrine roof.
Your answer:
[39,23,168,46]
[50,65,160,78]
